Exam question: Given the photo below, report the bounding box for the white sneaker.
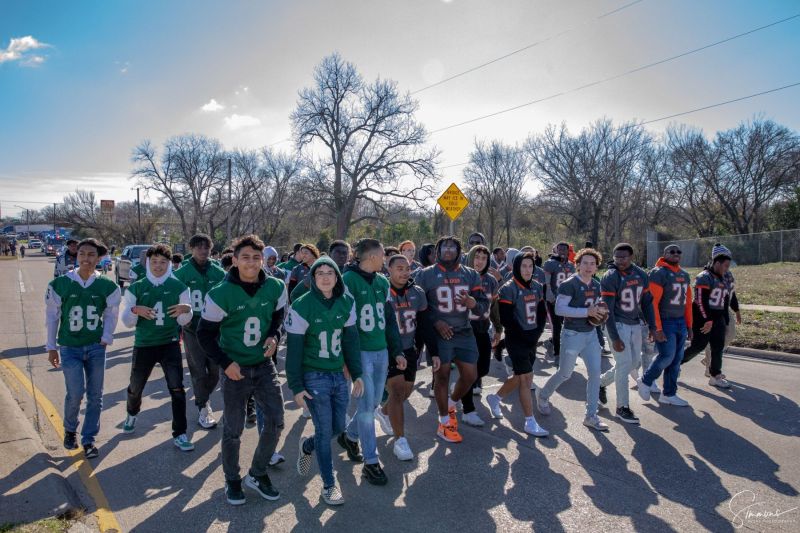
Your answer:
[393,437,413,461]
[524,417,549,437]
[583,415,609,432]
[485,393,503,419]
[428,386,436,398]
[302,408,312,419]
[321,484,345,506]
[659,394,689,407]
[462,411,485,427]
[198,404,217,429]
[636,378,651,401]
[535,389,551,415]
[374,406,394,436]
[709,376,730,389]
[650,381,661,394]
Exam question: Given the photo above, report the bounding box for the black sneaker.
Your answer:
[244,471,280,501]
[297,436,314,476]
[225,479,246,505]
[615,406,640,425]
[362,463,388,486]
[83,443,99,459]
[337,433,363,463]
[63,431,78,450]
[246,397,257,425]
[599,386,608,406]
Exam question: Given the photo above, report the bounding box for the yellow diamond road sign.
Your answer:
[437,183,470,221]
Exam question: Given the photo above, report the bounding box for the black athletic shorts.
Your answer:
[387,347,419,383]
[506,333,538,375]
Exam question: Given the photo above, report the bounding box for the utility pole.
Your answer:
[53,202,57,238]
[226,157,232,244]
[136,187,142,242]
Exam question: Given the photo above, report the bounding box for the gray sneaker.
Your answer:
[535,389,551,415]
[321,484,345,506]
[583,415,610,432]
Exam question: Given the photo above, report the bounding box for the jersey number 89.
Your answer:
[359,303,385,332]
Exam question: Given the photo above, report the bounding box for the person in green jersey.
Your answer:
[278,243,303,272]
[288,256,364,506]
[128,249,148,283]
[46,238,121,459]
[120,244,195,451]
[173,233,227,429]
[197,234,286,506]
[338,239,404,486]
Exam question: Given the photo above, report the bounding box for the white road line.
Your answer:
[18,270,25,293]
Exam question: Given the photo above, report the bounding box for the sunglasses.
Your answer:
[667,250,682,255]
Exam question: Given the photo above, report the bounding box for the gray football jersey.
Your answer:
[558,275,602,332]
[470,273,498,321]
[543,258,576,301]
[414,264,489,333]
[649,265,691,321]
[694,270,733,313]
[498,278,544,331]
[601,264,650,325]
[388,284,428,350]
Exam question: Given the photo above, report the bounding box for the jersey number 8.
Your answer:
[243,317,261,347]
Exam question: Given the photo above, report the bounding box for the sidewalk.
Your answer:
[0,368,81,527]
[740,304,800,314]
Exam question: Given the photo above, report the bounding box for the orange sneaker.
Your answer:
[448,406,458,429]
[437,422,463,443]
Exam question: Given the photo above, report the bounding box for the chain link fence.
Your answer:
[647,228,800,267]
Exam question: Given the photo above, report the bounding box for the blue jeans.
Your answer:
[60,343,107,446]
[643,317,687,397]
[599,322,643,408]
[539,329,601,417]
[304,371,350,488]
[345,349,389,465]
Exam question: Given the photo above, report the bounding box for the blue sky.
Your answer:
[1,0,799,217]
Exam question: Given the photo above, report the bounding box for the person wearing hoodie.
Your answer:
[460,245,499,427]
[486,252,549,437]
[415,236,489,443]
[120,244,195,450]
[597,243,656,425]
[174,233,227,430]
[636,244,693,407]
[287,244,320,296]
[681,244,740,388]
[338,238,404,486]
[374,254,427,461]
[46,238,121,459]
[542,242,576,364]
[263,245,287,280]
[288,256,365,506]
[536,248,609,432]
[197,234,287,506]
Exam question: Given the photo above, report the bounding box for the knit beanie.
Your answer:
[711,243,732,261]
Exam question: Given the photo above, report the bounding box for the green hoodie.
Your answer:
[285,256,362,394]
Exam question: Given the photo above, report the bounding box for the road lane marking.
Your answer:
[0,358,123,533]
[18,270,25,293]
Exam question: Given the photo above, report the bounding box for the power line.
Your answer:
[438,81,800,170]
[429,13,800,135]
[410,0,646,95]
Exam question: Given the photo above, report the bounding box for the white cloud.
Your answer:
[0,36,50,65]
[201,98,225,112]
[224,113,261,130]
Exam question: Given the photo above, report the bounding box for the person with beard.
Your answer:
[414,236,489,443]
[542,242,576,364]
[376,254,428,460]
[486,252,549,436]
[120,244,195,450]
[459,245,499,426]
[197,234,287,506]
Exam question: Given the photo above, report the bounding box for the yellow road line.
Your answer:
[0,358,123,533]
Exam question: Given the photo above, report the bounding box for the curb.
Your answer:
[726,346,800,365]
[0,370,82,525]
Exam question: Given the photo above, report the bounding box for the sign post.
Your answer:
[436,183,470,235]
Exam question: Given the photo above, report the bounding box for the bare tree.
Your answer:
[291,53,439,239]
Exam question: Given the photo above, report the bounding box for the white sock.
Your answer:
[525,416,536,423]
[448,398,457,410]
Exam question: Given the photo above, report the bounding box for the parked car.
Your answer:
[28,239,43,249]
[116,244,151,287]
[96,255,113,274]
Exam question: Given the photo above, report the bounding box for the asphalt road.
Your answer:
[1,255,799,532]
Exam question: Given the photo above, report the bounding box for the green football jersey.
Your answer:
[173,259,226,329]
[125,277,189,347]
[284,291,357,371]
[202,277,287,366]
[47,273,121,347]
[342,270,391,351]
[129,263,147,282]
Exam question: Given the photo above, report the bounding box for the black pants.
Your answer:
[682,310,727,377]
[462,327,491,414]
[127,342,187,438]
[183,327,220,408]
[546,301,564,356]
